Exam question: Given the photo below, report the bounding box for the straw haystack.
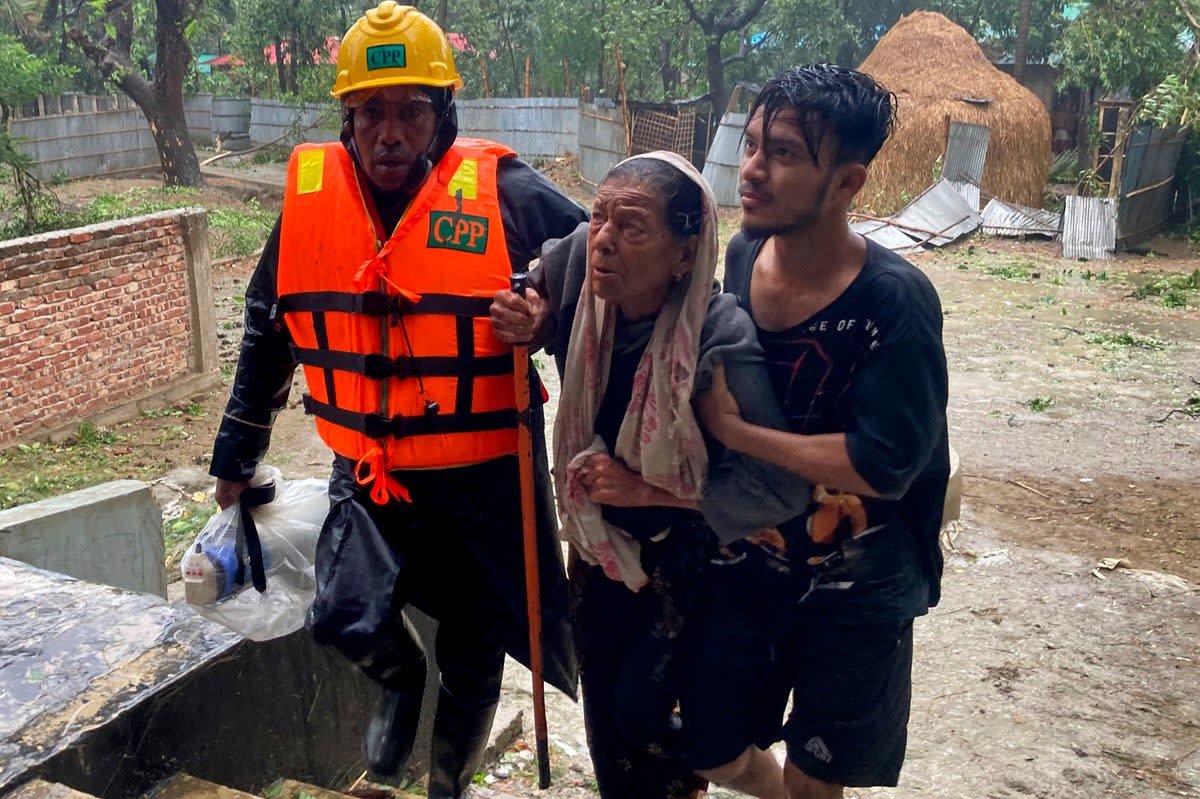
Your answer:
[858,11,1050,214]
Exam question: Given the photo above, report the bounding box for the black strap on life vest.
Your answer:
[276,290,494,320]
[302,394,517,439]
[288,346,513,381]
[278,290,512,434]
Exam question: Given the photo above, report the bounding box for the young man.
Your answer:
[208,4,586,797]
[698,64,950,798]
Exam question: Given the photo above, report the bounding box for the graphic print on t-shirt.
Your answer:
[763,319,887,591]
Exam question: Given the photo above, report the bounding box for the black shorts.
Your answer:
[780,618,914,787]
[677,542,792,771]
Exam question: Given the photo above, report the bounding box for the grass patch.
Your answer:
[984,262,1037,280]
[0,423,145,509]
[3,185,274,258]
[1025,397,1054,412]
[1084,331,1166,351]
[208,199,275,258]
[1132,269,1200,308]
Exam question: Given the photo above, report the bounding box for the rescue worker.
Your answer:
[207,4,585,796]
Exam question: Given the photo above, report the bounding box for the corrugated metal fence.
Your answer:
[13,94,583,181]
[12,94,158,181]
[578,100,626,189]
[456,97,579,159]
[1116,124,1187,245]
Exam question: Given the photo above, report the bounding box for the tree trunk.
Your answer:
[705,39,727,131]
[150,0,203,187]
[145,84,203,187]
[1013,0,1032,80]
[274,37,288,95]
[436,0,448,29]
[659,38,678,96]
[289,30,299,94]
[68,0,204,187]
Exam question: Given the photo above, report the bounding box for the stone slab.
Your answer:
[0,480,166,597]
[0,558,377,799]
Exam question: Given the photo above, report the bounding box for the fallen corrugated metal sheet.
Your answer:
[890,178,982,246]
[701,112,747,207]
[980,198,1061,238]
[850,219,924,255]
[944,121,989,211]
[1061,195,1116,260]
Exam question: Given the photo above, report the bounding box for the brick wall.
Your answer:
[0,210,219,447]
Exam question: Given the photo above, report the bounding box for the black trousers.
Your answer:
[306,452,577,700]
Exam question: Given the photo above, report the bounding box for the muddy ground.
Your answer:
[15,166,1200,798]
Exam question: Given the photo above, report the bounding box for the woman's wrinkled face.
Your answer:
[588,176,694,321]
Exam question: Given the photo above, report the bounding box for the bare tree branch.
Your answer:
[715,0,769,35]
[66,26,151,106]
[678,0,714,31]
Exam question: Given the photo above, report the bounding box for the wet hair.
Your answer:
[747,63,897,168]
[603,157,703,239]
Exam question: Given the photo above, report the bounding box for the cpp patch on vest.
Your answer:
[447,158,478,201]
[428,211,489,254]
[366,44,407,70]
[297,150,325,195]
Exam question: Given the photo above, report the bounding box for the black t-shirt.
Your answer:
[723,234,950,622]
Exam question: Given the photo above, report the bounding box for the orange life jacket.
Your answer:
[276,139,519,504]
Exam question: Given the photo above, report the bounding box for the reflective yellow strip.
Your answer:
[297,150,325,195]
[448,158,478,201]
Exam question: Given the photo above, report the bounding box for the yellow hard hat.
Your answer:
[331,1,463,98]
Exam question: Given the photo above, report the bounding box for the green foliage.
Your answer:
[0,33,77,236]
[2,185,275,254]
[985,262,1037,280]
[0,33,74,109]
[0,422,133,510]
[1137,73,1200,129]
[225,0,345,101]
[1085,330,1167,350]
[1058,0,1189,96]
[1132,268,1200,307]
[208,199,275,257]
[1025,396,1054,412]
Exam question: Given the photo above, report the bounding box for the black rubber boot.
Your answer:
[362,654,428,777]
[426,682,500,799]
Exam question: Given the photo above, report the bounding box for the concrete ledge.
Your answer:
[0,480,166,597]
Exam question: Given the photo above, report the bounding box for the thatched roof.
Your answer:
[858,11,1051,214]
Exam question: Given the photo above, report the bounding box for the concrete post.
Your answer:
[178,209,220,377]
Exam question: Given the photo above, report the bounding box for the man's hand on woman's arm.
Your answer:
[696,360,880,498]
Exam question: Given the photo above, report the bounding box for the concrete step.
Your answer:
[146,775,261,799]
[4,779,103,799]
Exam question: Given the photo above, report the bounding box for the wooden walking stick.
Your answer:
[510,271,552,789]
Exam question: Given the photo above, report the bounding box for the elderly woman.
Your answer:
[493,153,808,799]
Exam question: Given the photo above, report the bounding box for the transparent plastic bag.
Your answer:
[181,465,329,641]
